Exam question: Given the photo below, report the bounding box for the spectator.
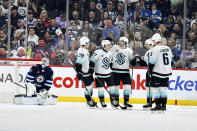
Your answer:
[28,27,39,45]
[49,50,63,65]
[190,23,197,35]
[35,18,47,37]
[44,31,55,50]
[71,11,83,28]
[0,7,6,29]
[78,20,94,42]
[190,13,197,28]
[0,0,8,19]
[102,18,120,42]
[148,3,162,30]
[180,41,196,67]
[127,22,137,42]
[140,20,154,43]
[31,38,50,59]
[68,22,80,41]
[163,15,175,33]
[0,46,7,58]
[18,0,28,18]
[84,1,102,22]
[67,40,77,65]
[47,18,59,38]
[88,11,98,27]
[173,23,183,39]
[55,13,70,29]
[129,2,150,24]
[11,29,25,51]
[167,38,181,62]
[114,13,124,33]
[132,40,146,59]
[24,10,37,28]
[69,1,83,20]
[104,1,116,21]
[0,29,7,46]
[11,6,23,28]
[99,11,109,29]
[188,31,197,50]
[158,24,170,38]
[11,46,29,59]
[39,9,51,28]
[189,53,197,69]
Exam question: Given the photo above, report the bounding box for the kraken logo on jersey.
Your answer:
[115,53,126,65]
[102,57,110,69]
[35,75,45,83]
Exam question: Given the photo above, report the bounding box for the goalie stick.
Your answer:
[95,77,127,110]
[13,82,28,96]
[68,59,98,108]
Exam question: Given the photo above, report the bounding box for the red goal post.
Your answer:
[0,58,41,103]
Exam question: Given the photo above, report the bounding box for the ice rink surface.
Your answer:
[0,102,197,131]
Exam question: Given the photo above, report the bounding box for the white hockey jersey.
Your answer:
[90,49,112,78]
[150,45,172,78]
[144,48,153,64]
[111,45,133,73]
[75,47,90,76]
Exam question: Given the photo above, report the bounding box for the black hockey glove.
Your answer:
[135,56,147,67]
[88,68,94,75]
[77,73,83,80]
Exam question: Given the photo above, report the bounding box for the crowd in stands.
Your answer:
[0,0,197,69]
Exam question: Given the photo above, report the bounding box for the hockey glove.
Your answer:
[88,68,94,75]
[77,73,83,80]
[135,56,147,67]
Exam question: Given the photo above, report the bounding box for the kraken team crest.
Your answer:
[115,53,126,65]
[102,57,110,69]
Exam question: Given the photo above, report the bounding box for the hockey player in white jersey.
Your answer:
[89,40,117,108]
[141,39,155,108]
[149,34,172,111]
[75,37,97,107]
[111,37,133,108]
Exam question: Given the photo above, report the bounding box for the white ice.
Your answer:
[0,102,197,131]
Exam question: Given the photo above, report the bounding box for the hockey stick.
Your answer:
[68,59,98,107]
[13,82,28,96]
[147,53,152,105]
[95,77,127,110]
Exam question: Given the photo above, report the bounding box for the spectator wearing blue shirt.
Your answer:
[148,3,162,30]
[129,2,150,22]
[102,18,120,42]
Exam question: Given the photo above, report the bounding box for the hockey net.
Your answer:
[0,58,41,103]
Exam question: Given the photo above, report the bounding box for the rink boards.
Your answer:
[0,65,197,106]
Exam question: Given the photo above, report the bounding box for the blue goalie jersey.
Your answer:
[26,64,53,91]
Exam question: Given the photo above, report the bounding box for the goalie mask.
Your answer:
[119,37,128,47]
[80,37,90,47]
[41,58,49,68]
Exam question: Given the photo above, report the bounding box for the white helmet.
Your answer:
[145,39,154,46]
[41,58,49,67]
[152,33,162,43]
[101,40,111,48]
[80,37,90,46]
[119,37,128,46]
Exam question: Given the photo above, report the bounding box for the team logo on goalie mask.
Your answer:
[35,75,45,83]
